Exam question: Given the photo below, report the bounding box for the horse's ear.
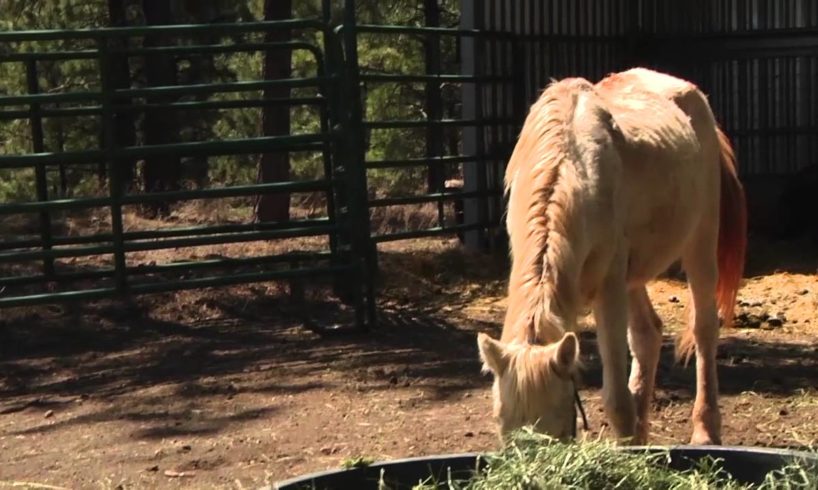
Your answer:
[551,332,579,376]
[477,333,508,374]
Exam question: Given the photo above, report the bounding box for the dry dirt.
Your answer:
[1,235,818,489]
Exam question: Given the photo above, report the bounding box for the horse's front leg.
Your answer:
[628,286,664,444]
[593,258,636,442]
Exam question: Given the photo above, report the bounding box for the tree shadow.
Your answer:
[1,238,815,442]
[0,289,494,441]
[9,401,281,440]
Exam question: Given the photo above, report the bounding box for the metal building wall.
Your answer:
[459,0,818,249]
[644,0,818,177]
[460,0,638,249]
[462,0,818,177]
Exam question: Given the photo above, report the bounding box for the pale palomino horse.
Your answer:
[477,68,747,445]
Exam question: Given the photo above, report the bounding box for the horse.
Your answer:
[476,67,747,445]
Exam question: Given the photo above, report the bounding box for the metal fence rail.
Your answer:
[0,15,373,330]
[345,22,514,252]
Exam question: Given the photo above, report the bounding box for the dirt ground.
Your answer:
[1,234,818,489]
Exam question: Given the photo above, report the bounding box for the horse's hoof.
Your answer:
[689,431,721,445]
[631,434,649,446]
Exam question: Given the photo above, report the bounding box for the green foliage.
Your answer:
[0,0,466,201]
[0,0,108,30]
[0,1,108,200]
[355,0,462,196]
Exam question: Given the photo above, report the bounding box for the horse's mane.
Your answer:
[502,78,602,345]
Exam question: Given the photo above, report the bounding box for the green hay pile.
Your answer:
[398,429,817,490]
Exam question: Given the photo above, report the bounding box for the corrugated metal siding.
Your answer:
[469,0,818,176]
[643,0,818,176]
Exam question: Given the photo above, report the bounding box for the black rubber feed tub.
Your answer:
[274,446,817,490]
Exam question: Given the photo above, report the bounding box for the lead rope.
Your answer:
[574,387,589,434]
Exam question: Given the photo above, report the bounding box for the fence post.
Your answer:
[98,36,129,294]
[323,2,369,331]
[317,2,342,296]
[424,0,446,228]
[25,59,56,281]
[341,0,376,329]
[460,0,489,252]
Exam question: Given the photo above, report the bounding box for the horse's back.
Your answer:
[595,68,722,286]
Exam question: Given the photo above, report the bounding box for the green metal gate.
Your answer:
[354,23,515,246]
[0,2,519,329]
[0,12,375,330]
[340,14,520,257]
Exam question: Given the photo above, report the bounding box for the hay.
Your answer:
[397,429,817,490]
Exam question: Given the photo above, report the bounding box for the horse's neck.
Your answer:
[503,171,593,344]
[501,80,604,345]
[502,262,578,344]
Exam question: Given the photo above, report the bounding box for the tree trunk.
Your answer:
[141,0,180,216]
[107,0,137,191]
[255,0,292,223]
[178,0,222,188]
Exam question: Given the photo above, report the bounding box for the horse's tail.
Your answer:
[714,128,747,331]
[677,127,747,363]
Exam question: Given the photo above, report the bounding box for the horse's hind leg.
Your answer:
[681,227,722,445]
[627,286,664,444]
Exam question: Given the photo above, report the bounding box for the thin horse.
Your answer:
[477,68,747,445]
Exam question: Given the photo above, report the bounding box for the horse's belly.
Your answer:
[621,154,709,285]
[625,218,692,285]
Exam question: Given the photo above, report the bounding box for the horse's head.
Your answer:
[477,331,579,439]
